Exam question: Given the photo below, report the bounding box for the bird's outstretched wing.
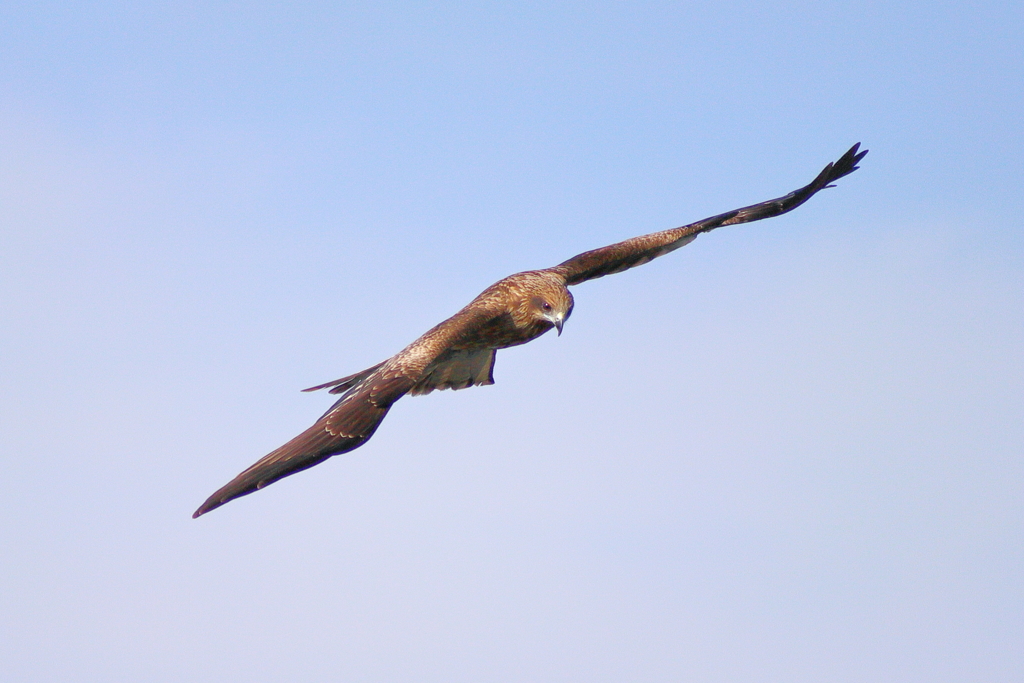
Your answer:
[192,371,414,517]
[549,143,867,286]
[192,420,362,518]
[193,307,503,517]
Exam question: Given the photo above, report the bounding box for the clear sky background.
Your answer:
[1,2,1021,681]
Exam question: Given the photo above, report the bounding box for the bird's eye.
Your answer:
[542,302,553,311]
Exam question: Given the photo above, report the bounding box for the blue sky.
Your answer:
[1,2,1021,681]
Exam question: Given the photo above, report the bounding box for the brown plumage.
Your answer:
[193,143,867,517]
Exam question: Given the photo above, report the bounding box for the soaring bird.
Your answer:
[194,143,867,517]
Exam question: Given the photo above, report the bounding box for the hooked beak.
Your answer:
[553,316,563,336]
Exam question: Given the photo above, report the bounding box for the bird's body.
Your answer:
[194,144,867,517]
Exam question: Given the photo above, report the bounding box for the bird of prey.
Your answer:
[193,143,867,517]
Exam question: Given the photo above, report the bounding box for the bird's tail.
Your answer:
[302,361,387,394]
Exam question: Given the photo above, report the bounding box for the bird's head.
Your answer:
[530,293,572,335]
[526,279,574,336]
[503,270,574,336]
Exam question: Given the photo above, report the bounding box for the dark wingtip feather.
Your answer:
[192,482,247,518]
[192,498,220,518]
[801,143,867,200]
[828,143,868,182]
[193,487,245,517]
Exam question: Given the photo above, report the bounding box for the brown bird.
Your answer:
[193,143,867,517]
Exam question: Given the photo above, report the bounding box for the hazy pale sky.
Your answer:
[1,2,1021,681]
